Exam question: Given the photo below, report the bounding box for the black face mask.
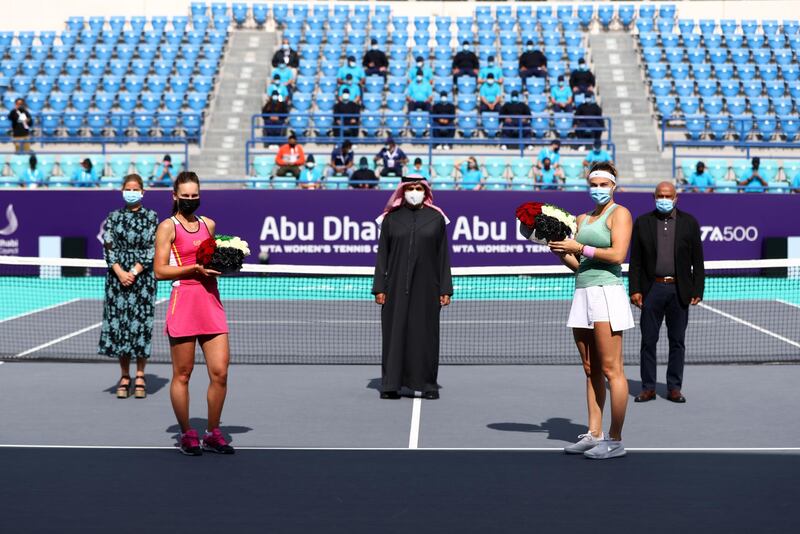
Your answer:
[178,198,200,215]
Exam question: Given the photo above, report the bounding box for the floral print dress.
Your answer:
[98,207,158,359]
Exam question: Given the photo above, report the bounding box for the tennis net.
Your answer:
[0,256,798,364]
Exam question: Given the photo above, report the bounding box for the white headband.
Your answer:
[587,170,617,183]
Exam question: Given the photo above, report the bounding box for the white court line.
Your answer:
[0,444,798,452]
[15,323,103,357]
[776,299,800,310]
[409,394,422,449]
[14,298,168,358]
[0,299,80,324]
[698,303,800,349]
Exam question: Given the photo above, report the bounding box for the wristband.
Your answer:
[130,266,139,276]
[582,246,597,259]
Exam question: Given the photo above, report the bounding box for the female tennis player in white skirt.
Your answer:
[549,162,634,460]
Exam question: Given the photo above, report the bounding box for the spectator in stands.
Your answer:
[583,140,613,171]
[537,139,562,169]
[407,69,434,111]
[338,74,361,105]
[569,58,596,98]
[326,141,355,178]
[152,155,176,188]
[267,74,289,103]
[74,158,99,187]
[274,134,305,178]
[350,157,377,189]
[432,91,456,150]
[737,157,768,193]
[374,137,407,177]
[363,38,388,77]
[408,56,433,84]
[478,55,504,86]
[409,157,430,180]
[549,75,573,112]
[535,157,564,190]
[518,40,547,80]
[479,73,502,112]
[499,90,532,150]
[574,93,604,142]
[459,157,484,190]
[452,40,479,83]
[298,155,322,190]
[687,161,715,193]
[262,90,289,149]
[271,37,299,69]
[20,154,41,187]
[9,98,33,153]
[273,62,295,93]
[338,55,366,86]
[333,89,360,138]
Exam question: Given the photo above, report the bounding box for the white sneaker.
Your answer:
[583,439,627,460]
[563,432,603,454]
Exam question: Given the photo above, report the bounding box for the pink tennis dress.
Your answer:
[164,216,229,338]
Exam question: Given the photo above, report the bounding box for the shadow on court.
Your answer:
[2,449,796,532]
[165,418,253,443]
[102,373,170,396]
[487,418,589,443]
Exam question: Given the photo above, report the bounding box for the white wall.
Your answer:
[1,0,799,33]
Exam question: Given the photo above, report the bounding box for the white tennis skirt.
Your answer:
[567,284,635,332]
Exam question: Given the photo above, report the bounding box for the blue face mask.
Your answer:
[589,187,613,205]
[123,191,142,205]
[511,96,518,102]
[656,199,674,213]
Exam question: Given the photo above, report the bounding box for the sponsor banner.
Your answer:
[0,190,795,266]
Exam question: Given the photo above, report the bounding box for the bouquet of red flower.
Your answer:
[196,235,251,274]
[515,202,577,245]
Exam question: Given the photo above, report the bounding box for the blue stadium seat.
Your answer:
[124,75,144,93]
[457,93,476,112]
[481,112,500,138]
[679,96,700,115]
[39,113,59,136]
[71,91,92,112]
[655,96,677,117]
[758,65,778,82]
[684,114,705,140]
[554,114,573,138]
[708,115,730,139]
[693,63,712,80]
[782,65,799,83]
[670,63,690,80]
[577,5,594,28]
[732,114,754,138]
[164,92,184,112]
[385,115,406,137]
[409,111,430,137]
[597,5,614,29]
[720,79,740,98]
[186,92,207,111]
[675,80,695,98]
[531,115,550,138]
[765,81,785,99]
[697,79,718,98]
[781,116,800,141]
[749,96,770,115]
[457,112,478,138]
[316,93,335,112]
[618,5,635,27]
[64,113,85,136]
[385,93,405,112]
[529,94,548,113]
[118,92,139,112]
[131,60,151,77]
[26,92,46,113]
[102,75,122,93]
[755,115,777,140]
[95,91,115,112]
[686,48,705,64]
[48,92,69,112]
[742,80,763,98]
[361,112,381,137]
[737,64,756,81]
[703,96,724,114]
[181,112,202,138]
[647,63,667,80]
[773,97,794,116]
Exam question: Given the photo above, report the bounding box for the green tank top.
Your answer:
[575,204,623,288]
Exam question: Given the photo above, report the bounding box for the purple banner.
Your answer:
[0,189,795,266]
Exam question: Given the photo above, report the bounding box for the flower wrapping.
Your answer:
[515,202,577,245]
[196,235,251,274]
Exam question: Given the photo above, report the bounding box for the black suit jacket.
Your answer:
[629,209,705,306]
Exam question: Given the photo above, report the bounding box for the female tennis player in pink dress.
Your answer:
[154,171,234,456]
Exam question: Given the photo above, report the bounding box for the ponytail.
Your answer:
[172,171,200,215]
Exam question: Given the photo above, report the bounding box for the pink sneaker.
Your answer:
[202,428,235,454]
[179,429,202,456]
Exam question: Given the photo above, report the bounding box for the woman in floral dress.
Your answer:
[98,174,159,399]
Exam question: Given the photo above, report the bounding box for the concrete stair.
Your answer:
[193,30,275,180]
[590,30,672,186]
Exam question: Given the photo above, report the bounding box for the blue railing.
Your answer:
[0,111,204,143]
[660,115,800,149]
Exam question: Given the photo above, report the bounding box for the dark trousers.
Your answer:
[433,123,455,138]
[408,101,430,112]
[639,282,689,392]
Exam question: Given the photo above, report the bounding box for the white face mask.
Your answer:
[416,61,423,67]
[404,190,425,206]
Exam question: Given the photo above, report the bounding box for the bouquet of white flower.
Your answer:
[515,202,578,245]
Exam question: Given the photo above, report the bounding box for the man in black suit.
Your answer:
[629,182,705,404]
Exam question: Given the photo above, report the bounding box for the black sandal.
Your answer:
[116,376,131,399]
[134,374,146,399]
